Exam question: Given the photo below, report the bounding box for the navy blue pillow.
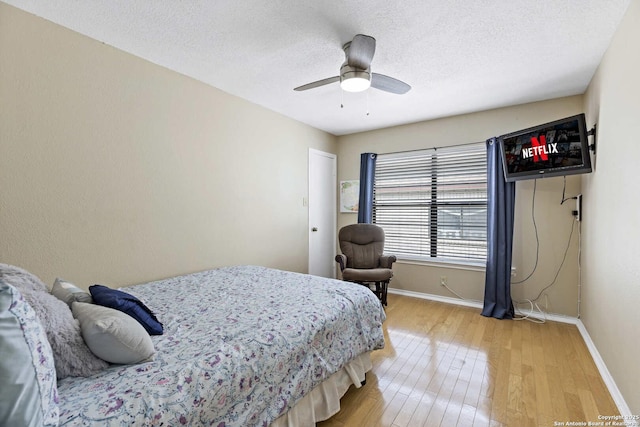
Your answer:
[89,285,163,335]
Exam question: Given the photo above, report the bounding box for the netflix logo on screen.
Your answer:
[520,135,558,162]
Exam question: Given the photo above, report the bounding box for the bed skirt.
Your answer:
[271,351,372,427]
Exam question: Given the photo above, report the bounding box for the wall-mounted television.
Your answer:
[499,113,592,182]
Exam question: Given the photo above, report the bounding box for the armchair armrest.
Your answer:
[379,254,397,269]
[335,254,347,271]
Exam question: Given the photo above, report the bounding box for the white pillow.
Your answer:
[72,302,156,364]
[51,278,92,308]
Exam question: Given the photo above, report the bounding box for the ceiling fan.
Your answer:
[294,34,411,95]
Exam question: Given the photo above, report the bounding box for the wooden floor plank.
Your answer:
[520,364,537,425]
[408,390,437,427]
[390,392,422,427]
[379,390,409,427]
[318,295,620,427]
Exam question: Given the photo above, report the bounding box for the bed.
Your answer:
[10,265,386,426]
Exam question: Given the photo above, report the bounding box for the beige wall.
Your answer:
[0,4,337,288]
[583,0,640,414]
[337,97,584,316]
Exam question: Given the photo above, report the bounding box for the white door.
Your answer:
[308,149,337,278]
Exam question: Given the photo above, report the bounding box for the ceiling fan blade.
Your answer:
[371,73,411,94]
[347,34,376,70]
[294,76,340,91]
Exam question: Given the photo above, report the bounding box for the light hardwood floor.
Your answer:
[318,294,619,427]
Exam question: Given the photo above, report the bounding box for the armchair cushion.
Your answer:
[338,224,386,269]
[342,268,393,283]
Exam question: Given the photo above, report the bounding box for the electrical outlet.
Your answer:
[572,194,583,220]
[440,276,447,286]
[576,194,582,221]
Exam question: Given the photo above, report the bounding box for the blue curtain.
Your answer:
[482,138,516,319]
[358,153,377,223]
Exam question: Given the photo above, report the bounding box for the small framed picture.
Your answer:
[340,180,359,213]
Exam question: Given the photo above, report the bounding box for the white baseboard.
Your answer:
[387,287,577,324]
[575,320,632,416]
[387,287,631,415]
[388,287,484,310]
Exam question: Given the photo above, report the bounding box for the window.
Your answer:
[373,143,487,265]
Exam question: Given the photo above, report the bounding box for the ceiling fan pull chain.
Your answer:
[366,90,370,116]
[340,87,344,108]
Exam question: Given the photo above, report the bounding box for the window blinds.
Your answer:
[373,143,488,263]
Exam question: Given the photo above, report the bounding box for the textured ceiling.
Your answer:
[4,0,632,135]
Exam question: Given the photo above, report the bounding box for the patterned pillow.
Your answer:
[51,278,93,308]
[0,282,59,426]
[90,284,164,335]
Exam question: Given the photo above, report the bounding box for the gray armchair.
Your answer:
[335,223,396,305]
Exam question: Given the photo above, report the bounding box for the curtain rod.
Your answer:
[377,139,487,156]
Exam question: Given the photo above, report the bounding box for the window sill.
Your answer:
[394,256,486,272]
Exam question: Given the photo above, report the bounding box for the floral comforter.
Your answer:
[57,266,386,426]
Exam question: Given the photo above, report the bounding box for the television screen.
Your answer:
[499,114,592,182]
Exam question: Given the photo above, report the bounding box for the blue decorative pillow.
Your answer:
[0,281,59,427]
[89,285,163,335]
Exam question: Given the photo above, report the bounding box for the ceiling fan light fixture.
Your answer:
[294,34,410,95]
[340,70,371,92]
